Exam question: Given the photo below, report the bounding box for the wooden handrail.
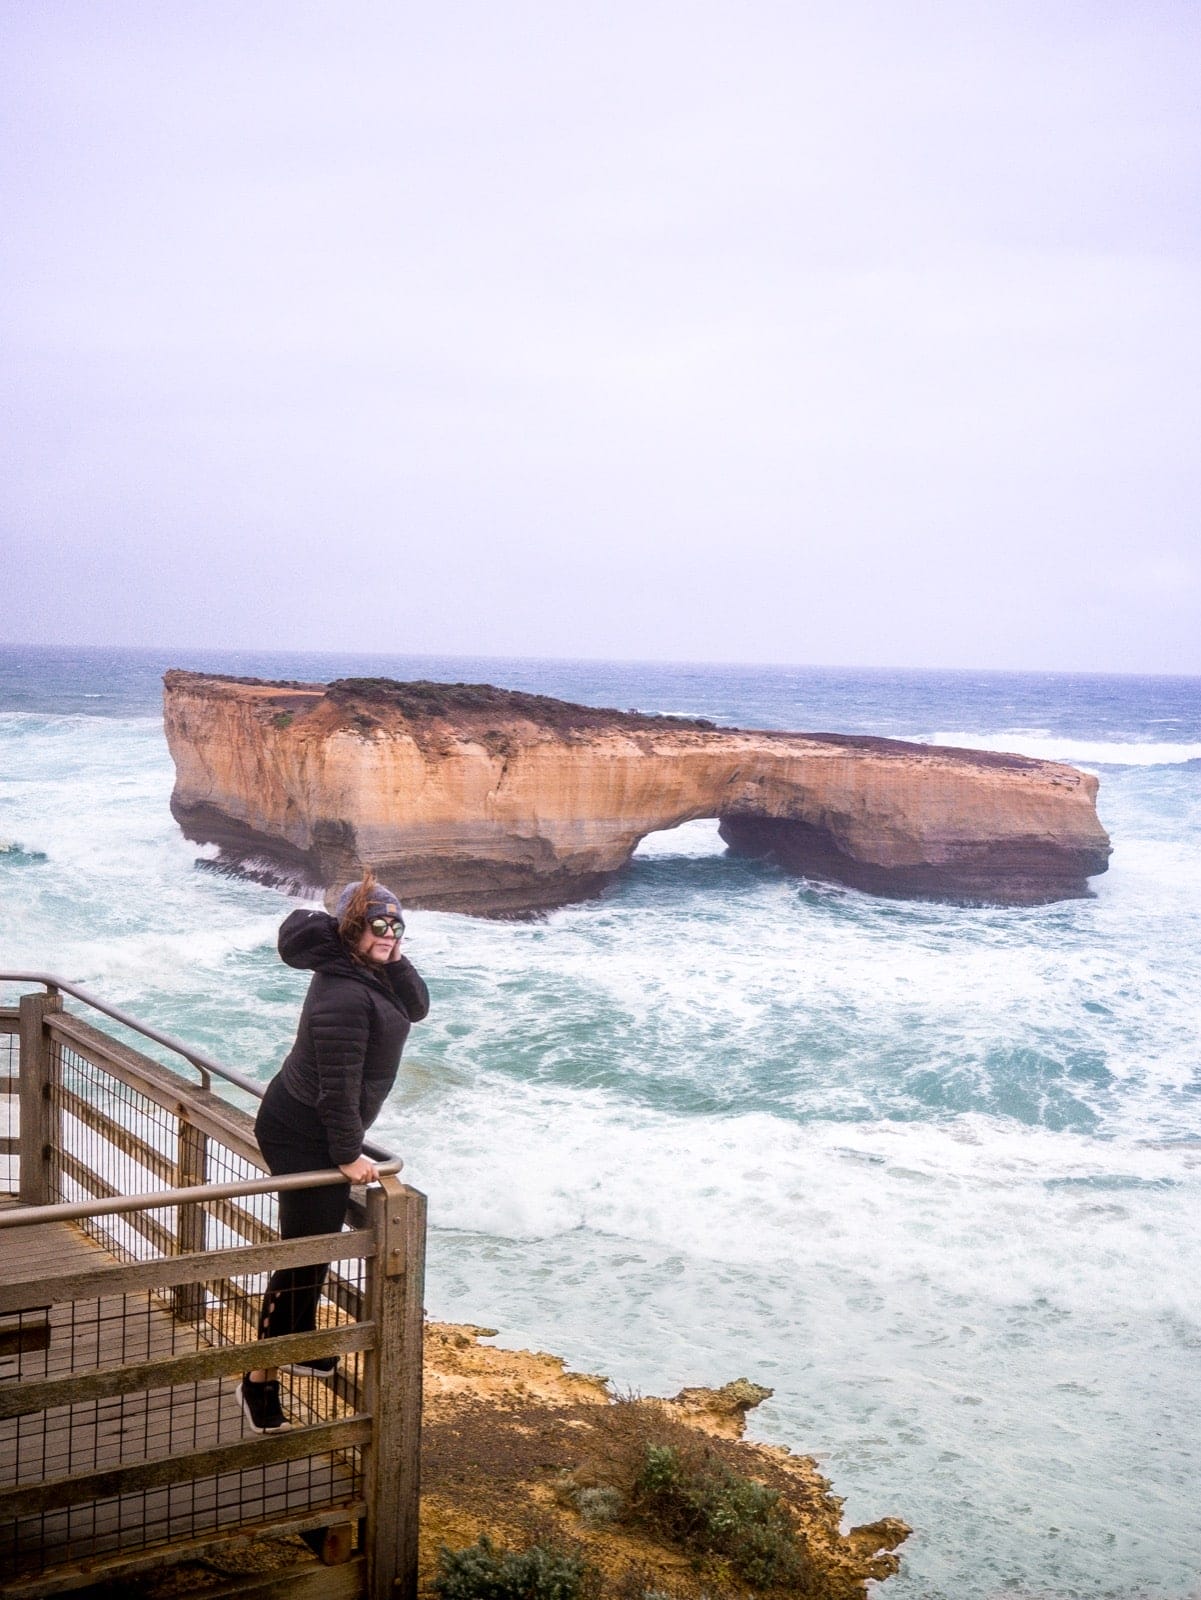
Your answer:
[0,1162,403,1231]
[0,1226,374,1316]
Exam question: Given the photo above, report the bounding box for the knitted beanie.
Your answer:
[334,880,404,922]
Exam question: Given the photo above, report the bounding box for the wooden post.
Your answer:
[363,1177,425,1600]
[18,991,62,1207]
[173,1118,208,1322]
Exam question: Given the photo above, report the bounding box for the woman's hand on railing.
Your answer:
[338,1155,379,1184]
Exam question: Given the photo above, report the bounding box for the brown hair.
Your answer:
[336,869,379,955]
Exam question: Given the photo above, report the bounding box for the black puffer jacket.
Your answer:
[275,910,429,1165]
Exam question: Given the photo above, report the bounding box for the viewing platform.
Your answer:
[0,976,426,1600]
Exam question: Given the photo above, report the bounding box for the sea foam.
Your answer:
[926,729,1201,767]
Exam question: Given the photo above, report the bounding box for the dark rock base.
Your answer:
[717,814,1106,906]
[173,798,1108,915]
[171,799,617,918]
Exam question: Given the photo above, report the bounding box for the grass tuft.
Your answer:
[434,1536,598,1600]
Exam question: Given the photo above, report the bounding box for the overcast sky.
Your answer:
[3,2,1198,672]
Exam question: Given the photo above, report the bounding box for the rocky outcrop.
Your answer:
[163,671,1111,913]
[418,1322,910,1597]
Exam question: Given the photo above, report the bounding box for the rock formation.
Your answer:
[163,671,1111,913]
[418,1321,910,1596]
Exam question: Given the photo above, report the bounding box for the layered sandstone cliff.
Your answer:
[163,671,1111,912]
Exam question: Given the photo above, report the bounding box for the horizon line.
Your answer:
[1,640,1199,684]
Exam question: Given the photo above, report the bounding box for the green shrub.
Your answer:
[434,1536,593,1600]
[631,1444,814,1591]
[573,1485,625,1526]
[270,711,294,729]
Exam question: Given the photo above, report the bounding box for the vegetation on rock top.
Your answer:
[163,668,1047,770]
[324,677,717,732]
[425,1394,906,1599]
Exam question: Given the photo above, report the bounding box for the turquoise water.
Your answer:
[1,646,1199,1598]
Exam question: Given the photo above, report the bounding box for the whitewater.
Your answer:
[1,646,1199,1600]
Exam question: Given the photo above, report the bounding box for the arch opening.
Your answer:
[632,817,725,861]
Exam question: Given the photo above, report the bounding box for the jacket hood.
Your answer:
[278,909,348,972]
[276,909,390,990]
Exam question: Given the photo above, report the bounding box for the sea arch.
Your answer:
[164,673,1112,914]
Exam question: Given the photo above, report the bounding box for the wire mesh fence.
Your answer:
[0,998,380,1582]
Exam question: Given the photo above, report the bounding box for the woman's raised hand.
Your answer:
[338,1155,379,1184]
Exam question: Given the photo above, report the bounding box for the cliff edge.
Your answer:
[417,1321,910,1596]
[163,671,1111,912]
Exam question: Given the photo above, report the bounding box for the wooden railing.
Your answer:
[0,979,425,1600]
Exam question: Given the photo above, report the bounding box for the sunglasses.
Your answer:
[367,915,405,939]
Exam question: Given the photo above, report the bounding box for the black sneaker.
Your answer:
[237,1375,289,1432]
[289,1355,339,1378]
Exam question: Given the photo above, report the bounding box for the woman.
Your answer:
[238,873,429,1432]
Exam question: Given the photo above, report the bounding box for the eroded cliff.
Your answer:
[163,671,1111,912]
[417,1322,910,1596]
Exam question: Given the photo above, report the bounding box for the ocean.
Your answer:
[1,644,1198,1600]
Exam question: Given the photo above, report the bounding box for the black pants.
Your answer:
[254,1077,350,1345]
